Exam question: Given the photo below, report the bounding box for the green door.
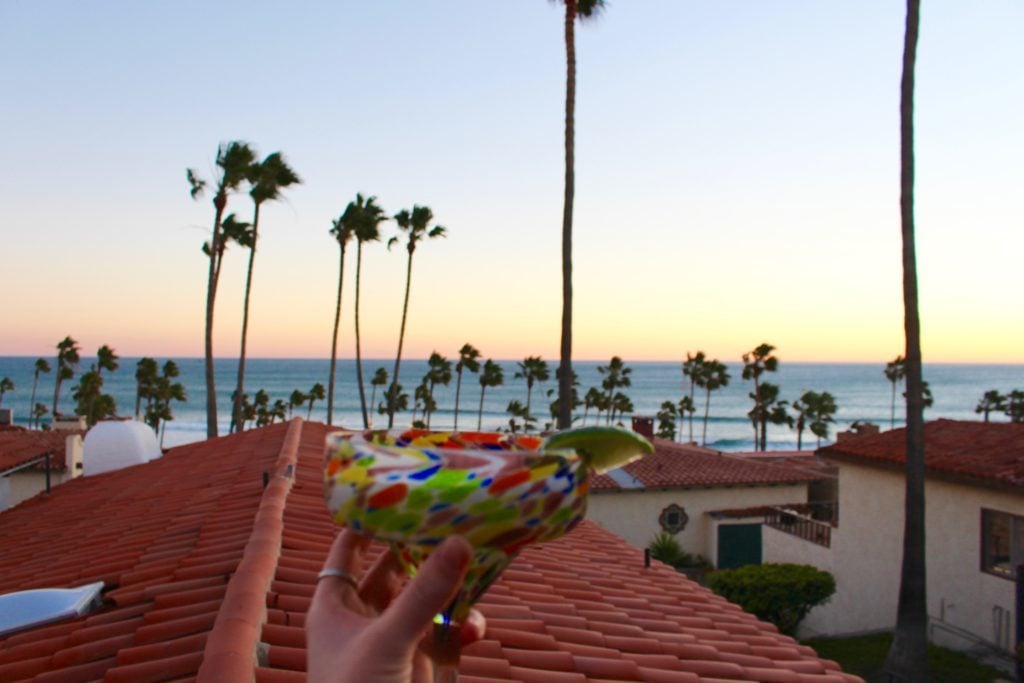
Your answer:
[717,524,762,569]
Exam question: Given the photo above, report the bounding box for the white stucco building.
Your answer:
[763,419,1024,658]
[587,438,830,569]
[0,426,83,510]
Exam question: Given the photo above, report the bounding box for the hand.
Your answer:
[306,529,486,683]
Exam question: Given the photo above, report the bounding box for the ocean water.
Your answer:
[0,356,1021,451]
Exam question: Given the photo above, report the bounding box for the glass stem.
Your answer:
[433,621,460,683]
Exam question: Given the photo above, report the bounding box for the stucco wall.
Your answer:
[771,459,1024,651]
[587,484,808,564]
[0,434,82,511]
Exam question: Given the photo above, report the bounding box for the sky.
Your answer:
[2,1,1022,364]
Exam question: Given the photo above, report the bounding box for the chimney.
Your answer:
[837,421,880,442]
[631,416,654,440]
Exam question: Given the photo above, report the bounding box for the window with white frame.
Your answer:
[981,509,1024,579]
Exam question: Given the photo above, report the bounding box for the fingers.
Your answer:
[378,536,472,644]
[316,528,370,614]
[359,546,405,614]
[459,608,487,645]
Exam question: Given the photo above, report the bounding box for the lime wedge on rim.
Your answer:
[542,426,653,474]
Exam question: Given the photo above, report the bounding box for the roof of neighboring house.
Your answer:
[0,426,76,475]
[728,451,839,481]
[0,420,861,683]
[819,419,1024,489]
[592,439,828,492]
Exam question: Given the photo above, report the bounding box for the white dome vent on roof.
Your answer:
[82,420,162,477]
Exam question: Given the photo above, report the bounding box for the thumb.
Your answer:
[377,536,472,645]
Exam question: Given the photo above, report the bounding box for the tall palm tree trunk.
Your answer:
[388,252,415,428]
[354,244,370,428]
[52,372,63,418]
[454,369,464,431]
[477,387,487,431]
[891,381,898,429]
[204,194,227,438]
[688,384,696,443]
[885,1,927,679]
[557,0,577,432]
[702,390,712,447]
[29,374,39,429]
[327,247,346,426]
[232,205,261,433]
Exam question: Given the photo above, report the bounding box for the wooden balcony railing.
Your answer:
[764,507,833,548]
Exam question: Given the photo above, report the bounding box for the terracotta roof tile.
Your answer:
[820,419,1024,488]
[0,419,863,682]
[0,426,77,475]
[593,438,825,491]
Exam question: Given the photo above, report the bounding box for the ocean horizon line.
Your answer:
[1,354,1021,367]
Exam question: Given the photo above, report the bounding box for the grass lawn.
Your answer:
[804,632,1010,683]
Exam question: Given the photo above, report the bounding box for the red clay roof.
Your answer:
[0,420,862,682]
[820,419,1024,489]
[592,439,827,492]
[0,427,75,474]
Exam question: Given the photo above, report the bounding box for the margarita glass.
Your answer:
[323,427,651,681]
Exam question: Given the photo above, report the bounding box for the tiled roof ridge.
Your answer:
[196,417,304,681]
[821,419,1024,488]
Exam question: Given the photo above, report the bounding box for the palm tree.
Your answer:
[386,205,446,428]
[609,392,634,426]
[28,358,50,428]
[383,384,410,423]
[135,358,159,419]
[884,1,926,677]
[1005,390,1024,423]
[885,355,907,429]
[232,152,301,433]
[477,360,504,430]
[370,368,389,420]
[506,399,532,434]
[352,195,388,428]
[412,379,432,428]
[598,356,632,425]
[515,356,550,429]
[288,390,308,419]
[96,345,119,377]
[32,403,48,429]
[681,351,706,443]
[698,360,730,447]
[554,0,605,431]
[326,203,357,427]
[453,344,481,431]
[146,361,185,446]
[677,396,695,444]
[975,390,1006,422]
[808,392,838,449]
[89,345,119,421]
[307,382,326,421]
[205,213,251,289]
[0,377,13,407]
[582,386,602,425]
[73,370,115,427]
[548,367,581,430]
[424,352,453,428]
[52,336,81,418]
[742,343,779,451]
[748,382,790,451]
[188,141,257,438]
[656,401,677,440]
[791,393,811,451]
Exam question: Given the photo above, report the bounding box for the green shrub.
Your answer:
[649,532,699,569]
[707,563,835,635]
